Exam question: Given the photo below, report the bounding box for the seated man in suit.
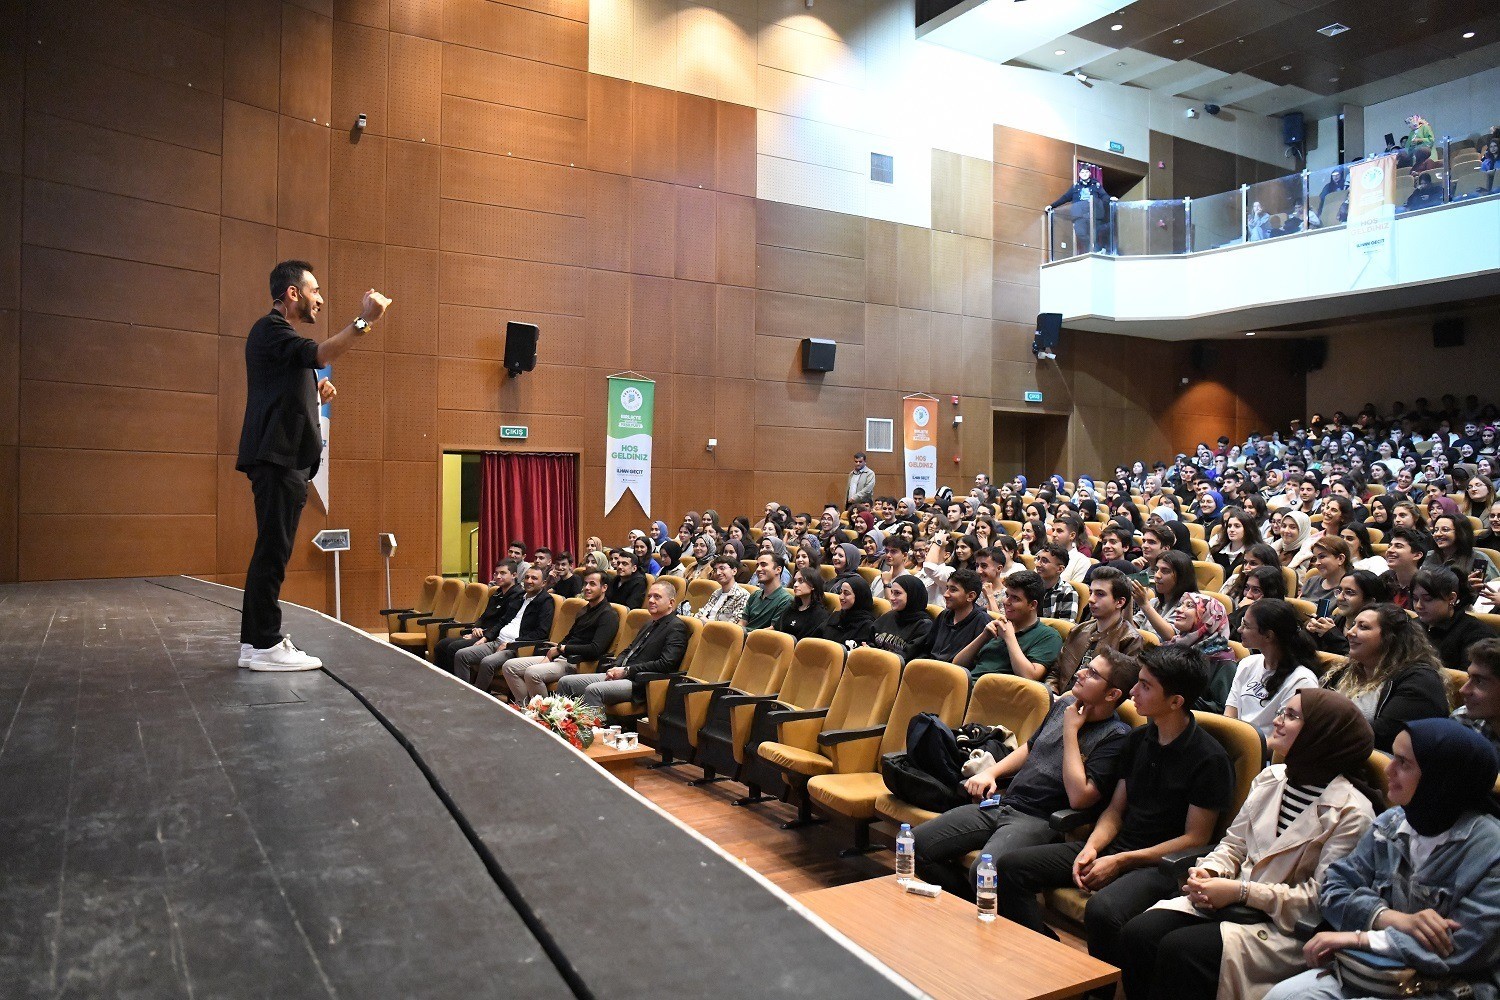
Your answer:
[502,568,618,703]
[454,564,554,694]
[436,560,521,675]
[555,581,689,709]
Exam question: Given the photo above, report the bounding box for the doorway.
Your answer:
[992,410,1069,484]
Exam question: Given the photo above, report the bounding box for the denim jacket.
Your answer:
[1320,807,1500,999]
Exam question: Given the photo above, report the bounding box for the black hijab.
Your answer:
[1401,719,1500,836]
[889,574,930,625]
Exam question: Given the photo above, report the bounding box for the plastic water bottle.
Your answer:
[895,824,915,880]
[976,854,998,922]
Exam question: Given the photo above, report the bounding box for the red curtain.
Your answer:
[477,453,578,583]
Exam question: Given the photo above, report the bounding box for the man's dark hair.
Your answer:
[885,535,911,554]
[1054,513,1084,539]
[1469,637,1500,679]
[1004,570,1045,607]
[1037,541,1070,568]
[710,555,740,571]
[1388,526,1430,557]
[1098,645,1142,696]
[1140,645,1210,707]
[1141,524,1176,550]
[823,503,840,515]
[555,551,574,564]
[1413,566,1473,610]
[578,566,605,583]
[618,551,640,569]
[853,451,866,460]
[1088,565,1131,604]
[949,568,982,597]
[497,558,522,577]
[509,539,528,552]
[759,551,787,571]
[269,259,313,302]
[533,546,552,558]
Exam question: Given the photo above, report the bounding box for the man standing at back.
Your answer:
[237,260,389,671]
[847,452,875,509]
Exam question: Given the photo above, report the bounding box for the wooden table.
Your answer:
[584,739,655,788]
[797,877,1118,1000]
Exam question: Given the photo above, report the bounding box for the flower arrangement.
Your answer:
[523,695,605,750]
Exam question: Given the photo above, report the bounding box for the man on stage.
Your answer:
[237,259,389,671]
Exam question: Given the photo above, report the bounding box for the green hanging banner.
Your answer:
[605,373,655,515]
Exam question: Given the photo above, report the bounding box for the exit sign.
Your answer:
[1108,141,1124,154]
[500,425,529,440]
[1024,391,1044,403]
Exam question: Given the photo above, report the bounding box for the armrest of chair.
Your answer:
[1156,846,1211,884]
[674,680,733,695]
[767,707,829,725]
[437,621,476,639]
[633,671,682,686]
[1213,905,1270,925]
[818,725,886,746]
[505,639,554,651]
[1048,808,1095,834]
[1294,915,1329,941]
[416,616,454,626]
[721,693,781,708]
[379,607,415,616]
[768,707,830,753]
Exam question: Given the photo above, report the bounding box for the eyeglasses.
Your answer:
[1272,708,1302,722]
[1075,664,1105,682]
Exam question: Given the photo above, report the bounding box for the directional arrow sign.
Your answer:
[312,529,351,552]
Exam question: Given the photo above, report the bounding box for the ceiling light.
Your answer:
[1055,48,1067,55]
[1172,38,1185,44]
[1281,64,1292,70]
[1317,23,1350,36]
[1245,331,1257,337]
[1329,77,1339,83]
[1416,16,1427,23]
[1110,23,1122,31]
[1116,61,1127,66]
[1463,31,1475,39]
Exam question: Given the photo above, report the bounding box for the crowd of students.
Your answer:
[435,396,1500,999]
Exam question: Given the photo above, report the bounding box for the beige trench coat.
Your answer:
[1151,765,1376,1000]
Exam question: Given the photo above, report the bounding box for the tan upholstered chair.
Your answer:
[661,627,792,776]
[808,659,970,854]
[389,578,463,656]
[383,574,441,634]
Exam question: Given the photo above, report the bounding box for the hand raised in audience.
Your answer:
[1129,578,1151,605]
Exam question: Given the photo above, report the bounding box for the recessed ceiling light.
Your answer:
[1329,77,1339,83]
[1116,61,1127,66]
[1172,37,1185,44]
[1281,64,1292,70]
[1462,31,1475,39]
[1245,331,1257,337]
[1416,16,1427,23]
[1055,48,1067,55]
[1110,23,1122,31]
[1317,22,1350,37]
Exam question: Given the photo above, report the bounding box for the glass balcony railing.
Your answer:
[1043,134,1500,262]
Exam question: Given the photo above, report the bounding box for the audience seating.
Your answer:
[875,674,1052,831]
[1193,560,1225,592]
[819,565,837,583]
[756,647,903,829]
[872,597,892,617]
[716,637,846,805]
[1068,582,1089,621]
[822,592,842,613]
[389,578,463,656]
[807,659,970,854]
[426,582,490,659]
[1440,667,1468,710]
[381,574,441,634]
[687,577,719,609]
[1190,538,1210,560]
[857,567,881,586]
[1041,617,1074,643]
[1285,598,1317,621]
[657,575,687,600]
[606,616,710,741]
[651,621,747,765]
[677,629,796,784]
[1280,566,1299,597]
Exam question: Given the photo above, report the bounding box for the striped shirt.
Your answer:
[1277,781,1326,835]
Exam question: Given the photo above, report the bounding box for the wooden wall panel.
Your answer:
[223,101,280,225]
[384,354,439,460]
[19,381,216,454]
[383,246,440,354]
[24,180,220,274]
[630,85,677,185]
[756,290,863,343]
[865,220,897,307]
[756,201,864,258]
[20,514,217,580]
[930,230,965,315]
[25,114,220,214]
[278,116,332,235]
[628,178,676,278]
[26,52,223,156]
[441,44,586,120]
[443,147,584,215]
[715,193,756,287]
[388,32,442,143]
[931,149,963,235]
[390,0,442,37]
[441,94,585,165]
[438,303,586,360]
[331,134,389,242]
[674,91,717,191]
[24,247,218,334]
[674,186,717,284]
[757,244,864,302]
[332,21,389,137]
[440,198,590,265]
[226,0,284,110]
[440,0,587,69]
[585,74,632,175]
[19,450,217,515]
[439,251,586,316]
[0,177,21,310]
[896,225,931,310]
[20,315,218,394]
[280,3,334,123]
[337,0,389,28]
[386,138,440,247]
[715,101,756,198]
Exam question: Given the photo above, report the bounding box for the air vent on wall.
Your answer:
[870,152,894,184]
[1317,22,1350,36]
[865,418,894,453]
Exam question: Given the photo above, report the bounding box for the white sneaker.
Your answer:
[238,643,253,667]
[247,637,323,672]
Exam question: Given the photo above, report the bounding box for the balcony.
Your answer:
[1038,135,1500,339]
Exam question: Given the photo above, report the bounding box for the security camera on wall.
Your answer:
[1185,107,1199,119]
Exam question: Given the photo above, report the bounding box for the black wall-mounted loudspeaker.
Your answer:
[504,321,539,376]
[1282,112,1305,147]
[1290,336,1328,372]
[801,338,836,373]
[1433,317,1465,349]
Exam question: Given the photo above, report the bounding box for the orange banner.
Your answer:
[903,396,937,498]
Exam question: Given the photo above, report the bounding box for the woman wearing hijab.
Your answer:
[819,576,875,649]
[1121,689,1378,1000]
[829,541,863,585]
[584,535,611,573]
[1263,718,1500,1000]
[684,534,717,582]
[868,574,935,663]
[1196,488,1227,528]
[1273,510,1314,572]
[776,567,829,641]
[656,539,684,577]
[1168,590,1239,713]
[652,520,670,546]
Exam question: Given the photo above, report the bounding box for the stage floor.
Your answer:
[0,577,915,999]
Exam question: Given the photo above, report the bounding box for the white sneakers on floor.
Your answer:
[242,636,323,672]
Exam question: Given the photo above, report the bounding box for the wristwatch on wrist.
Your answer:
[353,317,371,333]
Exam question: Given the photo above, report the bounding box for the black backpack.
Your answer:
[878,713,1003,813]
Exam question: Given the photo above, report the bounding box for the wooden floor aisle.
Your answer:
[628,761,1091,955]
